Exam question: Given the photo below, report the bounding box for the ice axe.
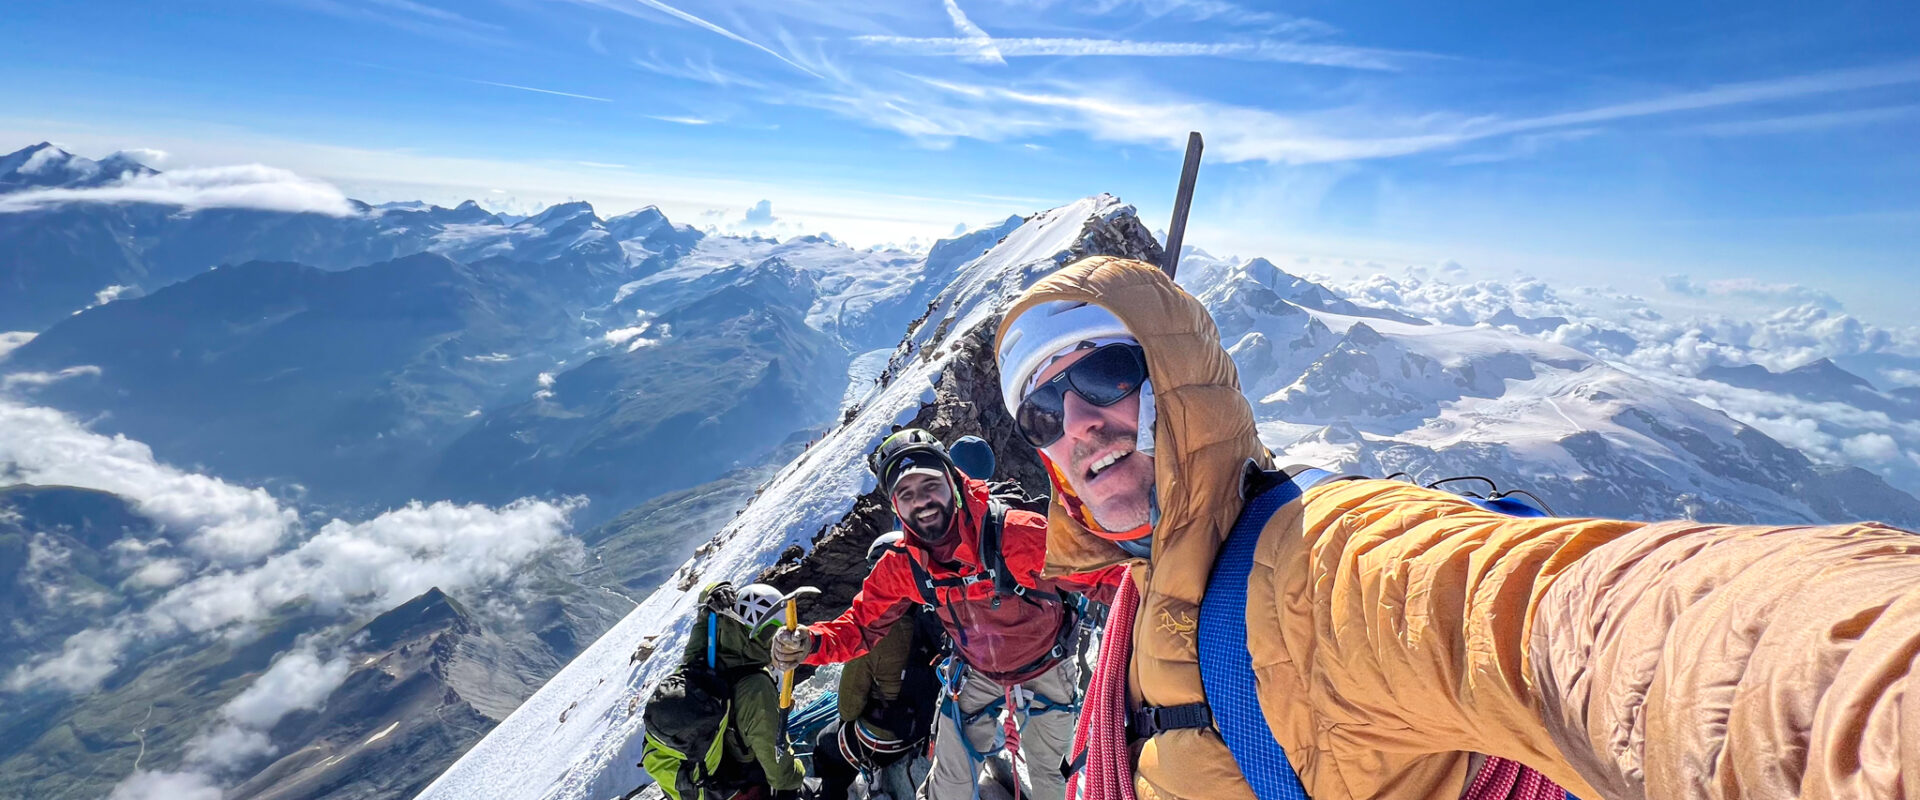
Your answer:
[775,586,821,733]
[1161,131,1204,280]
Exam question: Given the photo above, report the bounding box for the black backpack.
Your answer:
[640,653,765,800]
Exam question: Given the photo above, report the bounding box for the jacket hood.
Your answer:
[995,256,1269,577]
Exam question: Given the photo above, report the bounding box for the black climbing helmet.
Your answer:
[869,428,957,495]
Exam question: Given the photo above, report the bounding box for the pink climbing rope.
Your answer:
[1464,756,1567,800]
[1069,575,1139,800]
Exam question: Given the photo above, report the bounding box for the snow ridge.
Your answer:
[417,195,1138,800]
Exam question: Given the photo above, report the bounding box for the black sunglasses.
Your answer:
[1014,343,1148,448]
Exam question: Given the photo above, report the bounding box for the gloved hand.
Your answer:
[703,582,736,615]
[770,626,812,672]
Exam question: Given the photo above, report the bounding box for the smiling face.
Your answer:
[1033,349,1154,533]
[890,469,955,542]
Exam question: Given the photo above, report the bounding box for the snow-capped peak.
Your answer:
[518,201,600,230]
[1,141,159,193]
[0,142,72,176]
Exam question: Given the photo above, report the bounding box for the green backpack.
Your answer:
[641,616,765,800]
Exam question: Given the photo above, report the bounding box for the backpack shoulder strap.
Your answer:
[901,549,942,610]
[978,500,1025,603]
[1196,466,1333,800]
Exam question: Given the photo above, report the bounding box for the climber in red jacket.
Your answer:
[772,429,1122,800]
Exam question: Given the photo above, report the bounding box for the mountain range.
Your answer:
[3,144,1918,800]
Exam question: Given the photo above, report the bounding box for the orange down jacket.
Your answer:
[997,255,1920,800]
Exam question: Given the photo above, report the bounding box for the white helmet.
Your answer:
[996,300,1133,418]
[726,583,785,634]
[997,299,1156,457]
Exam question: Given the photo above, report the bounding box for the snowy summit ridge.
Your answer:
[418,194,1151,800]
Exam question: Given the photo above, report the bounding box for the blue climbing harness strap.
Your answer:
[1197,467,1331,800]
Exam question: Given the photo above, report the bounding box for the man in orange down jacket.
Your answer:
[993,254,1920,800]
[769,430,1126,800]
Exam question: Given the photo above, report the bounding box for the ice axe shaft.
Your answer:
[1162,131,1204,279]
[777,587,820,712]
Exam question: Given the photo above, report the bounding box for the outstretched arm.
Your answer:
[1282,478,1920,800]
[804,551,915,666]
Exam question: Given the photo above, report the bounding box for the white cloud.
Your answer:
[1000,0,1306,27]
[468,79,612,103]
[159,640,353,789]
[940,0,1005,65]
[1844,432,1902,464]
[0,399,297,562]
[107,770,223,800]
[110,148,170,168]
[743,199,776,226]
[604,313,665,351]
[183,725,275,772]
[563,0,822,78]
[0,164,359,216]
[852,36,1407,70]
[630,51,768,89]
[10,626,129,693]
[647,115,713,125]
[284,0,511,48]
[139,496,581,638]
[363,0,496,28]
[127,558,190,589]
[219,644,352,729]
[1661,273,1841,309]
[1307,260,1920,495]
[801,59,1920,165]
[93,284,134,306]
[18,147,71,175]
[1675,104,1920,137]
[2,365,102,390]
[10,494,581,693]
[1,397,584,694]
[0,331,34,360]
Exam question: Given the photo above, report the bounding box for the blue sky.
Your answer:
[3,0,1917,322]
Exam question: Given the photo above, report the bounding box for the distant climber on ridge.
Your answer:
[769,429,1125,800]
[995,255,1920,800]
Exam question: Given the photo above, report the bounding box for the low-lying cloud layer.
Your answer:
[0,164,360,216]
[1,397,583,697]
[0,399,299,563]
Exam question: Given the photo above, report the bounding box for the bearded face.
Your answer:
[891,470,956,544]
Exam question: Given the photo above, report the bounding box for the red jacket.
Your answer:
[807,477,1124,683]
